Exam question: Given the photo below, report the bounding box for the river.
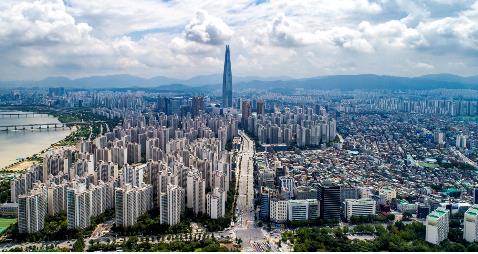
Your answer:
[0,110,72,169]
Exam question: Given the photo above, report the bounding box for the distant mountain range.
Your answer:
[1,73,478,90]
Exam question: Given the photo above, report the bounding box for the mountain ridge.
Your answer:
[1,73,478,90]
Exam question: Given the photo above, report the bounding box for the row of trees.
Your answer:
[283,221,478,252]
[9,209,115,243]
[349,214,396,224]
[112,210,192,236]
[89,237,230,252]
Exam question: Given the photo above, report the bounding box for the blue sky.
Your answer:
[0,0,477,80]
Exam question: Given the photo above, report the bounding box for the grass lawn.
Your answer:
[0,218,16,233]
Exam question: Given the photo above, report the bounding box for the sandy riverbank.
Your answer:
[0,126,78,172]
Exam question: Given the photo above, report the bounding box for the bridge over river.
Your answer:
[0,112,51,118]
[0,121,104,131]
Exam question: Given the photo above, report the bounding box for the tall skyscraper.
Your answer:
[241,100,251,127]
[192,96,205,117]
[256,99,265,115]
[318,182,341,221]
[222,45,232,108]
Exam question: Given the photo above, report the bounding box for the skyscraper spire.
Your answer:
[222,45,232,108]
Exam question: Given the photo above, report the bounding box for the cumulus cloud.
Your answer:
[417,16,478,53]
[267,14,319,47]
[183,10,233,45]
[1,0,478,79]
[0,0,93,47]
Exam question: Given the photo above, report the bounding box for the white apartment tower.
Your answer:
[187,172,205,215]
[464,205,478,242]
[18,184,47,234]
[115,184,153,228]
[425,207,449,245]
[206,187,226,219]
[66,184,92,230]
[160,184,184,225]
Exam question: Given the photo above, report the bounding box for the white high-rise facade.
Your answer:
[160,184,184,225]
[187,172,205,215]
[115,184,153,228]
[344,198,377,221]
[67,184,92,230]
[18,184,47,234]
[464,205,478,242]
[206,187,226,219]
[426,207,449,245]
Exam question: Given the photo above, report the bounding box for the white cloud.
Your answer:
[183,10,233,45]
[267,14,319,47]
[0,0,478,80]
[0,0,93,47]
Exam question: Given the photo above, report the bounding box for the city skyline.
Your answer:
[2,0,478,253]
[1,0,478,80]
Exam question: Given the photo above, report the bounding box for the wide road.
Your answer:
[232,131,269,251]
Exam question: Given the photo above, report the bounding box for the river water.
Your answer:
[0,110,72,169]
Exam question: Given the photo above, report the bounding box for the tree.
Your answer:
[402,211,412,221]
[467,243,478,252]
[72,236,85,252]
[386,213,395,221]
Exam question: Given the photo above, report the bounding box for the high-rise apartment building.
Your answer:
[186,171,205,215]
[464,205,478,242]
[66,184,92,230]
[206,187,226,219]
[18,184,47,234]
[256,99,265,115]
[115,184,153,228]
[192,96,205,117]
[47,182,67,215]
[241,100,251,127]
[222,45,232,108]
[426,207,449,244]
[162,185,184,226]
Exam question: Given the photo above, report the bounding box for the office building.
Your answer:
[318,182,341,221]
[260,187,271,221]
[379,187,396,204]
[222,45,232,108]
[344,198,376,221]
[295,186,318,200]
[241,100,251,127]
[279,176,295,198]
[270,198,288,223]
[474,188,478,205]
